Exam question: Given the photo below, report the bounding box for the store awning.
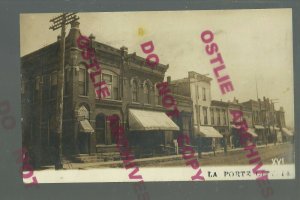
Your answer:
[194,126,223,138]
[129,109,180,131]
[254,125,265,129]
[282,128,293,136]
[247,128,258,137]
[270,126,280,131]
[79,119,94,133]
[231,124,239,129]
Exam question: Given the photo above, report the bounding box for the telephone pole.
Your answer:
[49,13,79,169]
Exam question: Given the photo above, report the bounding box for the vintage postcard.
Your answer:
[20,9,294,186]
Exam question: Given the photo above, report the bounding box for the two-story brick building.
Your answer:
[21,21,184,167]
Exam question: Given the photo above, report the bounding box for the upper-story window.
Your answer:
[132,79,138,102]
[155,83,162,106]
[210,108,214,125]
[144,82,151,104]
[217,109,221,125]
[34,76,40,103]
[79,67,88,96]
[64,68,69,96]
[223,109,227,125]
[203,107,208,125]
[202,87,206,101]
[50,72,57,99]
[196,85,199,100]
[102,72,120,100]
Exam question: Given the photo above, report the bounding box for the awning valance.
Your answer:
[129,109,180,131]
[194,126,223,138]
[247,128,258,137]
[282,128,293,136]
[254,125,265,129]
[79,119,94,133]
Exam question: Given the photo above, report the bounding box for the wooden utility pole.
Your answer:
[49,13,79,169]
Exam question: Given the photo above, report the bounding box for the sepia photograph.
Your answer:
[20,9,295,183]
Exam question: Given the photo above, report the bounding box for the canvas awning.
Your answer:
[129,109,180,131]
[194,126,223,138]
[270,126,280,131]
[231,124,239,129]
[79,119,94,133]
[254,125,265,129]
[282,128,293,136]
[247,128,258,137]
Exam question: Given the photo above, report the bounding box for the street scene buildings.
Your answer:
[21,18,294,169]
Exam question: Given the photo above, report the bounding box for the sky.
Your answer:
[20,9,294,128]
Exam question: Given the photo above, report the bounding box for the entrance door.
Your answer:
[96,114,106,144]
[78,132,90,154]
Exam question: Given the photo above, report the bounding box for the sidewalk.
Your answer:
[40,142,287,170]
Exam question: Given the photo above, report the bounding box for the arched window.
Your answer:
[155,83,162,105]
[144,82,150,104]
[78,105,90,120]
[96,114,106,144]
[132,79,138,102]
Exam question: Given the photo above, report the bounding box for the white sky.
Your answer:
[20,9,294,128]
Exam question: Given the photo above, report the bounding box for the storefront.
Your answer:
[254,125,266,145]
[127,109,180,157]
[269,126,280,144]
[194,126,223,152]
[281,127,294,143]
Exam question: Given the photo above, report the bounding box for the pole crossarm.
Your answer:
[49,13,79,31]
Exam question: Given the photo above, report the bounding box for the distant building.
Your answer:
[170,71,223,152]
[210,100,230,151]
[241,97,286,145]
[227,98,243,148]
[276,107,293,142]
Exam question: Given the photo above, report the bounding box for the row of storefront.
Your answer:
[21,21,294,167]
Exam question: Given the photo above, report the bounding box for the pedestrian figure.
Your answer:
[173,139,178,155]
[212,138,216,156]
[197,136,202,159]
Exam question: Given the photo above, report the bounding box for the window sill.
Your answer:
[131,102,140,104]
[79,95,89,98]
[100,98,122,103]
